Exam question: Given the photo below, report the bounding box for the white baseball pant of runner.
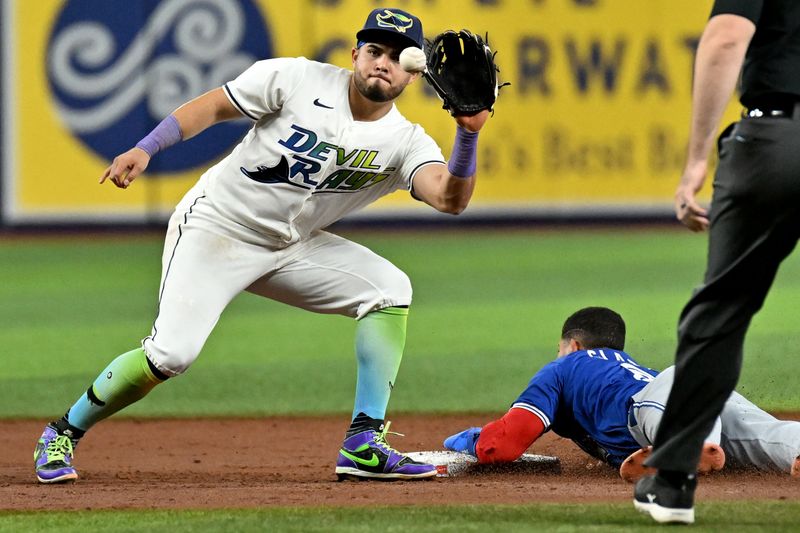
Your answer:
[628,366,800,473]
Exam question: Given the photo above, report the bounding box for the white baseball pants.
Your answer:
[142,194,412,376]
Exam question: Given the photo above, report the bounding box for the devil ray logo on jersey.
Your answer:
[240,156,295,186]
[243,124,397,192]
[47,0,271,173]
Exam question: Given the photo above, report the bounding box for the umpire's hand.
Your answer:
[100,148,151,189]
[675,162,710,232]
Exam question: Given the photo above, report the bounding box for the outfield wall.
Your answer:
[0,0,738,225]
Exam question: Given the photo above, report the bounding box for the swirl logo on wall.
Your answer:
[47,0,272,173]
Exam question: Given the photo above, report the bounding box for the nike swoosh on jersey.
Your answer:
[313,98,334,109]
[240,156,311,189]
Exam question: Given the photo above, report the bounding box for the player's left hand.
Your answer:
[455,110,490,133]
[443,427,481,456]
[423,30,506,120]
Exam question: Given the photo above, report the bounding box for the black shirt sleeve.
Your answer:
[710,0,763,24]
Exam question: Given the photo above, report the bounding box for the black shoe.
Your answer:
[633,473,696,524]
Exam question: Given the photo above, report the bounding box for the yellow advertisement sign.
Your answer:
[3,0,732,223]
[4,0,274,222]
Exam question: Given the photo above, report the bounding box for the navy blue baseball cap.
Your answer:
[356,7,424,50]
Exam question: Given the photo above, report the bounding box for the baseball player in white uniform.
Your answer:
[34,7,490,483]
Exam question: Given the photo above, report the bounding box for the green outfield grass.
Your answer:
[2,501,799,532]
[2,227,799,418]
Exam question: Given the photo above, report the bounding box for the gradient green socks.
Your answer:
[64,347,167,432]
[352,306,408,421]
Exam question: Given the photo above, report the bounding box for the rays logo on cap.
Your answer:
[357,8,423,49]
[375,9,414,33]
[47,0,272,173]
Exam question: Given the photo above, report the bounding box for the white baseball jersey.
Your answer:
[197,57,444,244]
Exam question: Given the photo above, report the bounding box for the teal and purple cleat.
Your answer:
[34,425,78,484]
[335,422,436,480]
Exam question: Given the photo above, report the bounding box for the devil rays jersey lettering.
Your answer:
[197,57,444,244]
[511,349,660,467]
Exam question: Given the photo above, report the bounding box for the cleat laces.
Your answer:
[373,421,404,455]
[43,435,74,463]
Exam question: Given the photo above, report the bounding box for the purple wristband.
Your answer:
[135,115,183,157]
[447,126,479,178]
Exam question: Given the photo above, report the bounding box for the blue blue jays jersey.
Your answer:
[512,349,659,467]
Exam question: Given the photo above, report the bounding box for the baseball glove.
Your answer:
[423,29,506,115]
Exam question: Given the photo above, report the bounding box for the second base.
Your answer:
[406,450,561,477]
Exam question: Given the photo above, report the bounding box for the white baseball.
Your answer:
[399,47,427,73]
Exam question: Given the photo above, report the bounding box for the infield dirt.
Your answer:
[4,415,800,510]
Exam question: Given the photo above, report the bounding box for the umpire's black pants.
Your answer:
[646,114,800,473]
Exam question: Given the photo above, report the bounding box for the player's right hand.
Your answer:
[443,427,481,456]
[100,147,150,189]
